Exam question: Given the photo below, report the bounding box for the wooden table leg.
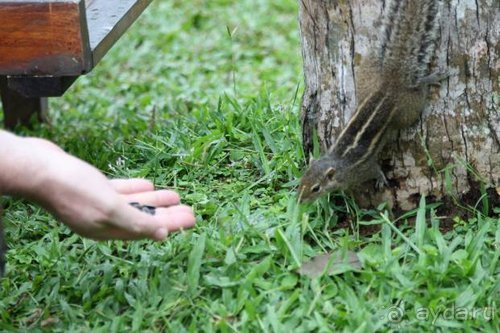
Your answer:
[0,76,48,129]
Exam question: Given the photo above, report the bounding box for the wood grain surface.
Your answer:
[0,0,152,76]
[0,0,90,76]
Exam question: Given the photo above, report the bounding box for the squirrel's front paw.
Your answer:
[375,171,389,191]
[416,70,450,87]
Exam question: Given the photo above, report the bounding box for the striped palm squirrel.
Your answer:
[298,0,446,203]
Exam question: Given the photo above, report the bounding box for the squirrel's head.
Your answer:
[297,156,346,203]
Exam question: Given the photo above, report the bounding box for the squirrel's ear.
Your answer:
[308,155,315,165]
[326,167,336,180]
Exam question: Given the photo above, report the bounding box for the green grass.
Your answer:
[0,0,498,332]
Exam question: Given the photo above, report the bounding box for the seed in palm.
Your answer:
[129,202,156,215]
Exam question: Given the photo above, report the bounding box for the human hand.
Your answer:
[52,177,196,240]
[0,132,195,240]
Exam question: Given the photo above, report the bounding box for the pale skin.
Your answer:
[0,129,196,241]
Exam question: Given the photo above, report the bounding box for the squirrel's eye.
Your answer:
[311,184,321,193]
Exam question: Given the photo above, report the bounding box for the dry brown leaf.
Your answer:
[21,308,42,326]
[298,250,362,278]
[41,317,59,327]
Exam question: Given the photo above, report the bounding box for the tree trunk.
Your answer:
[298,0,499,210]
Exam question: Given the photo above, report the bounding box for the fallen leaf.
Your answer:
[41,317,59,327]
[21,308,42,326]
[298,250,363,278]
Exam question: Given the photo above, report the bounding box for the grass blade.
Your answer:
[187,233,206,295]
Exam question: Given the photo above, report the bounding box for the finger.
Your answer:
[110,179,155,194]
[153,206,196,231]
[124,190,181,207]
[91,208,196,240]
[112,203,195,240]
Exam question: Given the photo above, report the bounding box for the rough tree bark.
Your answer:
[298,0,499,210]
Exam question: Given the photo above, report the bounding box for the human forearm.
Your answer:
[0,130,49,196]
[0,130,195,240]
